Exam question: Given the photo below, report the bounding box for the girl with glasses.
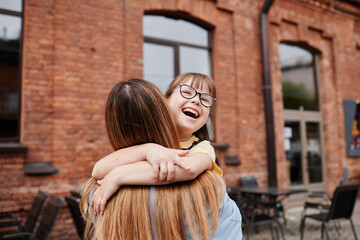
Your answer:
[92,73,222,214]
[81,78,242,239]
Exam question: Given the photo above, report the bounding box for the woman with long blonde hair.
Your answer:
[80,79,242,239]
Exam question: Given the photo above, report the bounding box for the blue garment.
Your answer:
[150,188,243,240]
[213,192,243,239]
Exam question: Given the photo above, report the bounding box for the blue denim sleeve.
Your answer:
[212,193,243,240]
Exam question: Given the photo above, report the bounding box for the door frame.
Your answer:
[284,110,326,191]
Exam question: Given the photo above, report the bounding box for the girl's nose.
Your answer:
[190,94,201,105]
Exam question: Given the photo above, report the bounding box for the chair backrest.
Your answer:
[70,190,81,199]
[23,191,48,233]
[240,176,259,187]
[328,184,360,220]
[34,195,64,240]
[65,196,86,238]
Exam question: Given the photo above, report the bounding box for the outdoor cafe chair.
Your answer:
[240,176,286,225]
[227,186,285,240]
[0,191,48,236]
[65,196,85,239]
[300,183,360,240]
[2,195,64,240]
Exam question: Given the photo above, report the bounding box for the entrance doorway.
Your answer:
[284,110,324,189]
[279,43,325,203]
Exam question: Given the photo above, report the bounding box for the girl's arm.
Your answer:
[92,143,190,181]
[91,153,212,215]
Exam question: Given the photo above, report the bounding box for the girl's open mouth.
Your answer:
[182,108,199,119]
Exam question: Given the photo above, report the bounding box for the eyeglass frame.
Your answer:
[171,84,216,108]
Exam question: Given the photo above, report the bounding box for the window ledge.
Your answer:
[0,143,28,154]
[211,142,230,150]
[24,162,58,176]
[224,155,241,166]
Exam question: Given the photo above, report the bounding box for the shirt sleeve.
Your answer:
[189,140,223,176]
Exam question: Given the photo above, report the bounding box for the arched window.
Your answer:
[143,15,212,93]
[279,44,319,111]
[0,0,23,142]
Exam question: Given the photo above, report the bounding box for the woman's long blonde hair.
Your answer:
[80,79,225,240]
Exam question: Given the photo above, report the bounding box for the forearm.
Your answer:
[113,153,212,185]
[92,144,151,179]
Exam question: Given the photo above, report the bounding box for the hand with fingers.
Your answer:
[91,172,120,216]
[145,144,190,182]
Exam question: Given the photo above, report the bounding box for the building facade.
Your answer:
[0,0,359,238]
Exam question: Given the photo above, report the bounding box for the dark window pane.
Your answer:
[143,15,208,47]
[351,102,360,150]
[306,122,323,183]
[0,14,21,141]
[285,122,303,185]
[280,44,319,111]
[180,46,211,75]
[0,0,22,12]
[143,43,174,93]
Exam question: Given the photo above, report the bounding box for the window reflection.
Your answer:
[0,15,21,41]
[0,0,22,12]
[279,44,319,111]
[143,43,174,93]
[180,46,211,75]
[143,15,208,47]
[306,122,323,183]
[285,122,303,185]
[143,15,212,92]
[0,12,22,141]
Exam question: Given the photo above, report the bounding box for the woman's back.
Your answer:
[81,79,227,240]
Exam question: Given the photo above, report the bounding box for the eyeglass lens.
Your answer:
[180,85,214,107]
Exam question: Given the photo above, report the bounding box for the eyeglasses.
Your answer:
[172,84,216,108]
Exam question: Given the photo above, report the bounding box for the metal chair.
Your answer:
[240,176,286,225]
[300,184,360,240]
[2,195,64,240]
[227,186,285,240]
[69,190,81,199]
[0,191,48,236]
[65,196,85,239]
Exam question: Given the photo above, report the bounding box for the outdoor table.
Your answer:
[234,186,307,235]
[235,186,307,210]
[236,186,307,200]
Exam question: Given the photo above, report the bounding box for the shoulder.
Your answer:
[189,140,215,159]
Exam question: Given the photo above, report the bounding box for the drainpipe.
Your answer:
[260,0,277,187]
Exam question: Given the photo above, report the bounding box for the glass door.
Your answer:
[284,111,324,188]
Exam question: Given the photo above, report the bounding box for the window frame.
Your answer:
[0,0,24,143]
[143,14,213,78]
[279,43,320,112]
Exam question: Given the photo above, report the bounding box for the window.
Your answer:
[0,0,23,142]
[143,15,212,93]
[279,44,319,111]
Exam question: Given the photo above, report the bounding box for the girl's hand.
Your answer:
[91,173,120,215]
[146,144,190,182]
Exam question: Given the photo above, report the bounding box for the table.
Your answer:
[228,186,307,238]
[236,186,307,199]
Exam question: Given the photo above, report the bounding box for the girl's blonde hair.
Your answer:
[80,79,225,240]
[164,72,217,141]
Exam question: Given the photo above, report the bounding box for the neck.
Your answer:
[180,134,192,142]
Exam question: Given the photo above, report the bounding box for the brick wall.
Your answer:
[1,0,359,239]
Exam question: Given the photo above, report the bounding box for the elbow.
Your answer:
[91,163,101,179]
